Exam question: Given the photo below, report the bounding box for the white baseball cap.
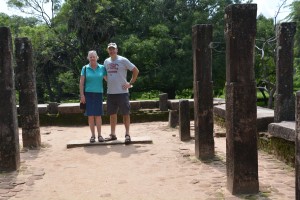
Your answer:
[107,43,117,49]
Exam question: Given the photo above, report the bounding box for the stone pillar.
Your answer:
[192,24,214,160]
[224,4,259,194]
[274,22,296,122]
[0,27,20,171]
[168,110,178,128]
[48,102,59,114]
[159,93,168,111]
[15,37,41,148]
[179,100,190,141]
[296,91,300,199]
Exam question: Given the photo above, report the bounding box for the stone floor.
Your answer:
[0,122,295,200]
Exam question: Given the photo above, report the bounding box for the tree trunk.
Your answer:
[268,87,276,109]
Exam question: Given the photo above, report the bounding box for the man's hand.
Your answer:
[122,82,133,90]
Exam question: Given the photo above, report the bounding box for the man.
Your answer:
[104,43,139,144]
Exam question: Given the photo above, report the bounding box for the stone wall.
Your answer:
[17,100,193,126]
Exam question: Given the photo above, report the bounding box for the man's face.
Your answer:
[107,47,118,57]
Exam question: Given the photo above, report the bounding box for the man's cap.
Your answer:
[107,43,117,49]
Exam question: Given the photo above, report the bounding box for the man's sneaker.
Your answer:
[105,134,117,141]
[125,134,131,145]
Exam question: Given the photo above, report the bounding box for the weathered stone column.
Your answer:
[159,93,168,111]
[0,27,20,171]
[15,37,41,148]
[168,110,178,128]
[192,24,214,160]
[296,91,300,199]
[224,4,259,194]
[179,100,190,141]
[48,102,59,114]
[274,22,296,122]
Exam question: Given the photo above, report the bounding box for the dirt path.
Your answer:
[0,122,295,200]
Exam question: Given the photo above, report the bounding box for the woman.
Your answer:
[80,50,107,143]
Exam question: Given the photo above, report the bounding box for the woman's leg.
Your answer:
[88,116,95,137]
[95,116,102,137]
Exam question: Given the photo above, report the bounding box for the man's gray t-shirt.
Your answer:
[104,55,135,94]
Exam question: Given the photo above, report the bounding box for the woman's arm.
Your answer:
[79,76,86,103]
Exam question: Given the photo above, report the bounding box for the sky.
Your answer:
[252,0,294,21]
[0,0,295,21]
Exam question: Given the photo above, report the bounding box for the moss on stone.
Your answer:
[258,136,295,167]
[214,115,225,128]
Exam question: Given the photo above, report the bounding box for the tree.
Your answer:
[289,1,300,91]
[3,0,250,102]
[254,0,295,108]
[110,0,244,99]
[7,0,61,27]
[255,15,276,108]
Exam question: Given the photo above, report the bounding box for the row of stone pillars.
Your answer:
[0,27,41,171]
[192,4,297,195]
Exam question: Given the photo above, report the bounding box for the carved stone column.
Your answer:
[274,22,296,122]
[192,24,214,159]
[15,37,41,148]
[0,27,20,171]
[224,4,259,194]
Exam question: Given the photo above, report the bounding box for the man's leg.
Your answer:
[110,114,117,136]
[123,114,130,135]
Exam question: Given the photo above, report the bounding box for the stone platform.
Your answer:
[213,104,274,131]
[268,121,295,142]
[66,136,153,148]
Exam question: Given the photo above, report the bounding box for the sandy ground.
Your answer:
[0,122,295,200]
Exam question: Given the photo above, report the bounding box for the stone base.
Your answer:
[67,136,153,148]
[268,121,295,142]
[22,128,41,148]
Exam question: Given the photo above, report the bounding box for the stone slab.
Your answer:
[213,104,274,131]
[268,121,295,142]
[168,98,225,110]
[67,136,153,148]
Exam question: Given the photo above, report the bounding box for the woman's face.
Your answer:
[88,53,98,64]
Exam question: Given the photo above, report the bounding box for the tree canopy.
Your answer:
[1,0,299,103]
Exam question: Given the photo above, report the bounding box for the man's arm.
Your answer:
[129,67,139,84]
[123,67,139,90]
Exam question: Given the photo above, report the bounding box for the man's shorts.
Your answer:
[107,93,130,115]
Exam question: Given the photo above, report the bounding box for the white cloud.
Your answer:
[252,0,293,21]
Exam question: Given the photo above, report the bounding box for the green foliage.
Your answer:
[0,13,40,37]
[131,90,160,100]
[176,88,193,99]
[290,1,300,88]
[6,0,287,103]
[57,71,78,96]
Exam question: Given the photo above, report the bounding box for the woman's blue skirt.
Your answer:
[84,92,103,116]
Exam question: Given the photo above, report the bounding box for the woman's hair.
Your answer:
[87,50,99,60]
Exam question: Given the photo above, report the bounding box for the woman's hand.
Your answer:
[80,95,86,103]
